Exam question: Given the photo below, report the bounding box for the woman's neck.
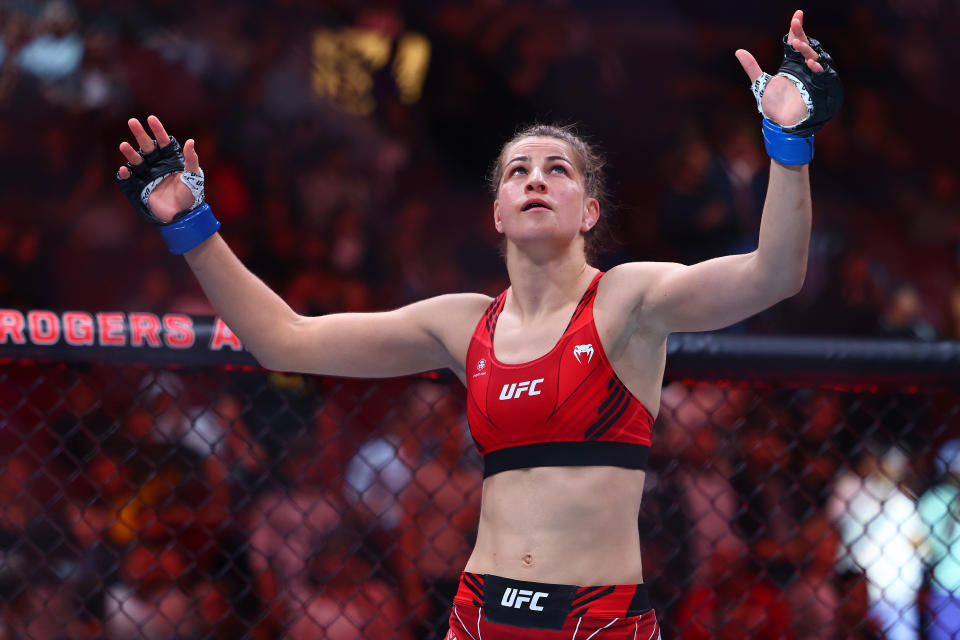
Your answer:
[504,245,596,320]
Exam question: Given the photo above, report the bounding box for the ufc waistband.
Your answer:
[453,572,650,631]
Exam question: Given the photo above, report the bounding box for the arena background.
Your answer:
[1,0,960,638]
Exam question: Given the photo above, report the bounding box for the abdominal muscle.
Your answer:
[463,465,646,586]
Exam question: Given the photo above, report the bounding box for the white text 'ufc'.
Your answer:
[501,588,548,611]
[499,379,544,400]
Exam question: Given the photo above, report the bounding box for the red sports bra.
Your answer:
[465,272,654,478]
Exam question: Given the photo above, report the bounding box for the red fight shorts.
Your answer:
[445,572,661,639]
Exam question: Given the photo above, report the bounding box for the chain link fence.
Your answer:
[1,314,959,639]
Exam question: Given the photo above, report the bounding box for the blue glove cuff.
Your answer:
[158,203,220,255]
[762,118,815,165]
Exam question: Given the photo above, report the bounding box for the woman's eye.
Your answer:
[509,166,527,176]
[551,166,567,175]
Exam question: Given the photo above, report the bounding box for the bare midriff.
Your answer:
[463,465,646,586]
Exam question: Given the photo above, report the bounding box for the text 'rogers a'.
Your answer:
[0,310,244,351]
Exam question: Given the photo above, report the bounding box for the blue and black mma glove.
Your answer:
[751,35,843,165]
[116,137,220,254]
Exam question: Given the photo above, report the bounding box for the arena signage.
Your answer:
[0,310,958,382]
[0,309,258,366]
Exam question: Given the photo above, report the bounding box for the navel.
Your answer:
[521,553,534,567]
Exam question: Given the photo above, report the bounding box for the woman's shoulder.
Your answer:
[596,261,683,314]
[603,260,685,283]
[405,293,495,374]
[416,292,495,315]
[405,292,495,338]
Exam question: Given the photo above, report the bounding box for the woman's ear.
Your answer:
[494,200,504,233]
[582,198,599,232]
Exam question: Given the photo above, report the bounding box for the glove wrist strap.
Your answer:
[158,203,221,254]
[761,118,814,165]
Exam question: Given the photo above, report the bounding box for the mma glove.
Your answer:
[751,36,843,165]
[116,137,220,254]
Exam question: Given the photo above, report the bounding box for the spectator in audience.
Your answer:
[734,427,800,564]
[284,515,412,640]
[0,222,55,309]
[394,382,483,637]
[0,454,41,537]
[345,427,414,533]
[1,520,100,639]
[246,447,365,636]
[717,119,767,252]
[795,391,845,512]
[638,453,693,635]
[827,446,926,640]
[785,514,841,639]
[661,134,741,266]
[16,1,83,86]
[918,439,960,640]
[659,383,750,636]
[673,546,794,640]
[817,251,886,335]
[666,385,747,584]
[836,568,885,640]
[283,225,375,316]
[105,540,203,639]
[876,282,937,340]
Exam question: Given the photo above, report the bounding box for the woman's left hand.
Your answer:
[735,9,823,128]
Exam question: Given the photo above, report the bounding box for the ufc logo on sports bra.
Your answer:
[501,587,549,611]
[499,379,544,400]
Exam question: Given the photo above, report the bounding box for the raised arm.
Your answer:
[116,116,486,378]
[185,232,484,376]
[613,10,841,336]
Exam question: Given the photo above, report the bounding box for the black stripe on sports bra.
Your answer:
[482,441,650,477]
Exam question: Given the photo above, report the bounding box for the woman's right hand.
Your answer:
[117,115,201,224]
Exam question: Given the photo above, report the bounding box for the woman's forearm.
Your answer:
[184,233,299,365]
[754,160,811,294]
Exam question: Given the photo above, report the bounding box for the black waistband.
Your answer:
[464,573,649,630]
[482,441,649,478]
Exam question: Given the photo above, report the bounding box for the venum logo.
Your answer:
[499,378,544,400]
[573,344,594,364]
[501,588,548,611]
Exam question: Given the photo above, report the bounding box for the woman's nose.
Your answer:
[525,168,547,191]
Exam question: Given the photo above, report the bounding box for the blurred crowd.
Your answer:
[0,0,958,337]
[0,365,482,638]
[648,382,960,640]
[2,0,960,638]
[1,363,959,639]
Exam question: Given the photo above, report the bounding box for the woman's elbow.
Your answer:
[758,270,804,305]
[246,337,294,372]
[779,270,805,299]
[248,349,281,371]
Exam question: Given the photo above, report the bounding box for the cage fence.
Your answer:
[1,313,959,639]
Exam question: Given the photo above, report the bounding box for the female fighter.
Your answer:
[116,10,840,639]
